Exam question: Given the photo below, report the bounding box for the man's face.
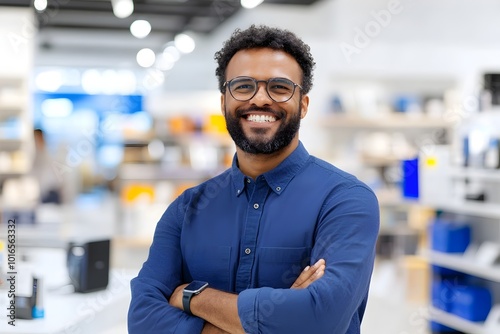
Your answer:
[221,48,309,154]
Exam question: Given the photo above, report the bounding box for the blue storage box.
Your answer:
[451,286,492,322]
[429,219,471,253]
[402,157,419,199]
[431,279,458,312]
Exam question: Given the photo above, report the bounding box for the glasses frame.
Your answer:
[223,76,303,103]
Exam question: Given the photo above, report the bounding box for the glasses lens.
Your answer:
[268,78,295,102]
[228,77,257,101]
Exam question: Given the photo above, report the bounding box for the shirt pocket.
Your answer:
[184,246,232,291]
[257,247,312,288]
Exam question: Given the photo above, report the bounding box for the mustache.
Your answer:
[235,106,284,118]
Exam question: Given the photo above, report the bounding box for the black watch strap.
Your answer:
[182,292,194,315]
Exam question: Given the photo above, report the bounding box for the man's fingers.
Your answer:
[313,259,325,268]
[310,264,325,281]
[291,259,326,289]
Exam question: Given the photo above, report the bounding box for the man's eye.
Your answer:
[270,84,290,90]
[233,83,255,91]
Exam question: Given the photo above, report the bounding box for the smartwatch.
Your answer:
[182,280,209,315]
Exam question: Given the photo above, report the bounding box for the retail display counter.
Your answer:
[0,269,133,334]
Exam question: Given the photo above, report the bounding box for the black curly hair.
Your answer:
[214,24,315,95]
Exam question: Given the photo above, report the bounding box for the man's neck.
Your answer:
[235,139,299,180]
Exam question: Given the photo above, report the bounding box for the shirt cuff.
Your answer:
[237,288,263,333]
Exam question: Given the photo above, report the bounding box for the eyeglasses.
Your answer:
[223,76,302,103]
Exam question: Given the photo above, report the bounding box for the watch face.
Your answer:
[184,280,208,293]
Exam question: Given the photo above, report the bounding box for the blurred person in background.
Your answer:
[32,128,62,204]
[128,24,380,334]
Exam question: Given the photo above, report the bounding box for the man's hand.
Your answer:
[291,258,325,289]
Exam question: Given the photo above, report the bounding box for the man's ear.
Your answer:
[300,95,309,119]
[221,94,225,116]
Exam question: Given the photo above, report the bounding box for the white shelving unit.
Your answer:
[0,76,33,182]
[320,113,453,130]
[449,167,500,182]
[0,8,35,187]
[420,142,500,333]
[420,200,500,220]
[429,306,500,334]
[423,249,500,283]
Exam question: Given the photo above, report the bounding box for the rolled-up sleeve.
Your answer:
[237,185,380,334]
[128,197,205,333]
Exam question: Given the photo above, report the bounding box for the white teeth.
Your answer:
[247,114,276,123]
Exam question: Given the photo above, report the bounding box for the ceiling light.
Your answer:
[174,33,195,54]
[130,20,152,39]
[116,70,137,94]
[112,0,134,19]
[156,54,175,71]
[101,70,119,94]
[41,98,73,118]
[136,48,156,68]
[35,70,63,92]
[34,0,47,11]
[241,0,264,9]
[162,45,181,62]
[81,69,102,94]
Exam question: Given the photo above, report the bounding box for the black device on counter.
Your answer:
[67,239,110,293]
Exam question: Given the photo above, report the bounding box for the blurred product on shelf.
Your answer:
[451,285,492,322]
[429,219,471,254]
[402,157,419,199]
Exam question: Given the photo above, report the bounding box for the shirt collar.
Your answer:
[230,141,310,197]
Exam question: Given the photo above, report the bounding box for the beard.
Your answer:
[224,104,301,155]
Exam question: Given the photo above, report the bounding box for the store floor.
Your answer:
[362,259,431,334]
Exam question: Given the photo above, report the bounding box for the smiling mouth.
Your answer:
[245,114,277,123]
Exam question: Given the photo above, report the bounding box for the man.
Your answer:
[128,25,379,333]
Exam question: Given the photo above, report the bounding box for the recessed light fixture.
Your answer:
[130,20,152,39]
[111,0,134,18]
[174,33,195,54]
[162,45,181,62]
[241,0,264,9]
[34,0,47,12]
[136,48,156,68]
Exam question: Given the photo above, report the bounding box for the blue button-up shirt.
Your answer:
[128,142,380,333]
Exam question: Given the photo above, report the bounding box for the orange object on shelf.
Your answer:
[168,116,196,134]
[203,114,228,134]
[121,184,155,204]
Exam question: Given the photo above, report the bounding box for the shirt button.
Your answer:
[245,248,251,255]
[246,178,251,183]
[276,186,281,192]
[237,189,240,194]
[253,203,259,209]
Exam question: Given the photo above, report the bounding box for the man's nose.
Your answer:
[250,81,272,104]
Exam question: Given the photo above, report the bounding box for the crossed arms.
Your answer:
[168,259,326,334]
[128,184,379,333]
